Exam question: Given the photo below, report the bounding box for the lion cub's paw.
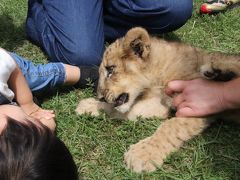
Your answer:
[200,64,235,81]
[124,138,164,173]
[75,98,101,116]
[200,64,221,79]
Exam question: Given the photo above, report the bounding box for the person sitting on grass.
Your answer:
[26,0,193,67]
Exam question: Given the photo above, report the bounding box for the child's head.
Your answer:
[0,118,79,180]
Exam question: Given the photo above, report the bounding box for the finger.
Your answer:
[38,110,55,117]
[45,116,55,120]
[47,110,54,113]
[44,111,55,116]
[165,80,187,96]
[30,113,55,121]
[172,94,185,108]
[177,101,189,110]
[176,107,195,117]
[39,118,56,131]
[43,113,56,119]
[44,114,56,119]
[41,109,55,114]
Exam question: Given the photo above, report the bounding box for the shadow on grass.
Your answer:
[0,14,26,51]
[203,121,240,178]
[33,85,96,106]
[157,32,182,42]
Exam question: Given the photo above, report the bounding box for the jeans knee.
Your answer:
[149,1,192,33]
[66,45,104,67]
[168,1,193,29]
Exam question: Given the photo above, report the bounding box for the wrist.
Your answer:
[20,102,39,116]
[222,80,240,110]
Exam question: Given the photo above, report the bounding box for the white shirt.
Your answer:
[0,48,16,102]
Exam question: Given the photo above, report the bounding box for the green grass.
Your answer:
[1,0,240,179]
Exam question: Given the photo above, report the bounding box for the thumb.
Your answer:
[165,80,187,96]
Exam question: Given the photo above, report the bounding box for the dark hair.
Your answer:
[0,118,79,180]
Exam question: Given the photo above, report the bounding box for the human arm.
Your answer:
[0,47,55,128]
[8,63,55,120]
[165,78,240,117]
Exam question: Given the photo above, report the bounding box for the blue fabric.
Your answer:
[26,0,193,67]
[0,92,11,105]
[11,53,65,93]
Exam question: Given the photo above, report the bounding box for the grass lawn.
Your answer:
[1,0,240,179]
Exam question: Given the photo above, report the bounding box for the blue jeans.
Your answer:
[11,53,65,93]
[26,0,193,67]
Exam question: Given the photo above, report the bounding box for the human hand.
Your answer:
[165,78,227,117]
[21,103,56,130]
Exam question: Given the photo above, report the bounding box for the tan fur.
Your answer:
[76,27,240,173]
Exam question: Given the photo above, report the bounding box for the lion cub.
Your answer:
[76,27,240,173]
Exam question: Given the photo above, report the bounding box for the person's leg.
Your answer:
[26,0,104,66]
[103,0,193,40]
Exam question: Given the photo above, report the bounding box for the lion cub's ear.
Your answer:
[122,27,150,59]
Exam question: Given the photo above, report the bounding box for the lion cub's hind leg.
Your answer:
[200,54,240,81]
[124,117,210,173]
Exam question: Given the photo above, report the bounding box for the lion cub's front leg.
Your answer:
[76,88,169,120]
[76,98,114,116]
[124,117,210,173]
[76,98,130,119]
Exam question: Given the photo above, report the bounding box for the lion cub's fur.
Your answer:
[76,27,240,173]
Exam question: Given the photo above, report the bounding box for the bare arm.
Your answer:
[8,63,55,123]
[223,77,240,109]
[8,64,37,114]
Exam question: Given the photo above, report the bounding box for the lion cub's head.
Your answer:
[97,27,152,113]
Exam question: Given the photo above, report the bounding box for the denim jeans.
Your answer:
[11,53,65,93]
[26,0,193,67]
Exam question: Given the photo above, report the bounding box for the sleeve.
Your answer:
[0,48,16,83]
[0,48,16,102]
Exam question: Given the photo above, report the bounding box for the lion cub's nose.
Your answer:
[114,93,129,107]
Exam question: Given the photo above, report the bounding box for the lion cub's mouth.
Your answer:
[114,93,129,107]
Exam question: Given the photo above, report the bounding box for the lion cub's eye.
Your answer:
[106,65,115,78]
